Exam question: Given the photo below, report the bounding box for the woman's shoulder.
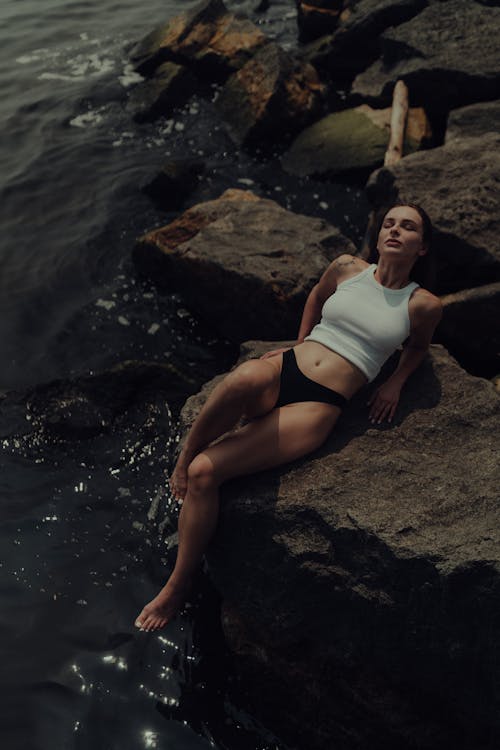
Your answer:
[409,287,443,324]
[330,254,370,282]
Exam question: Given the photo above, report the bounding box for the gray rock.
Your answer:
[445,100,500,143]
[352,0,500,107]
[181,340,500,749]
[216,42,325,149]
[366,133,500,294]
[437,282,500,378]
[298,0,427,83]
[134,189,357,342]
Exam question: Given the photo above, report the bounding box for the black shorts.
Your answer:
[275,348,348,410]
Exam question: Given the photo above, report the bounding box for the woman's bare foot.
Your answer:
[134,581,188,632]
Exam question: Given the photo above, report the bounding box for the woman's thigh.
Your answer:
[199,402,341,485]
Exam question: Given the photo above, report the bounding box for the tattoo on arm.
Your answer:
[334,257,355,268]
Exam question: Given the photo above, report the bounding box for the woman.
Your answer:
[135,203,442,632]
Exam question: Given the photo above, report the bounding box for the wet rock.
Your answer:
[366,133,500,294]
[437,282,500,378]
[9,361,192,440]
[296,0,344,42]
[216,42,325,149]
[352,0,500,107]
[445,100,500,143]
[126,62,198,122]
[281,103,431,178]
[181,340,500,750]
[133,189,357,342]
[142,159,205,211]
[298,0,427,85]
[130,0,268,81]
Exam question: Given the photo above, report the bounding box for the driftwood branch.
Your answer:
[384,80,409,166]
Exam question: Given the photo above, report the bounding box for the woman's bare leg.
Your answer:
[169,357,282,501]
[135,402,340,631]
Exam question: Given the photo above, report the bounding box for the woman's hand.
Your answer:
[367,379,402,424]
[260,347,291,360]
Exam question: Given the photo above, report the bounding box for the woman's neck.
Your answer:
[374,258,413,290]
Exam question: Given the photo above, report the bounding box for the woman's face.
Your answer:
[377,205,427,263]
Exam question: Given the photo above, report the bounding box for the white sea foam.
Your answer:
[118,63,144,88]
[69,109,105,128]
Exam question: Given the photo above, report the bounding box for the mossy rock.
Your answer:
[281,105,426,178]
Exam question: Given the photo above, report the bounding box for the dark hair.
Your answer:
[370,202,436,291]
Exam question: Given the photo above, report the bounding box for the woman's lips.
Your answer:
[385,239,401,246]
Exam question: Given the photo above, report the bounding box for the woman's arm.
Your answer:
[261,255,352,360]
[367,291,443,423]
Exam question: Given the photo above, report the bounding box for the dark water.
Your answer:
[0,1,369,748]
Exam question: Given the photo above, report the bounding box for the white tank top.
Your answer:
[305,264,419,382]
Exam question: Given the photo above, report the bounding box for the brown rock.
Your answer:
[366,133,500,294]
[133,189,357,341]
[216,42,325,148]
[180,340,500,749]
[297,0,344,42]
[130,0,268,80]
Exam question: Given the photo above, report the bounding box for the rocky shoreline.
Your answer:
[6,1,498,748]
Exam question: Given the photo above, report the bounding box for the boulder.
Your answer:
[142,159,205,211]
[130,0,268,80]
[180,340,500,750]
[445,100,500,143]
[126,62,198,122]
[133,189,358,342]
[216,42,325,149]
[437,282,500,378]
[296,0,344,42]
[352,0,500,108]
[366,133,500,294]
[298,0,427,85]
[281,103,431,178]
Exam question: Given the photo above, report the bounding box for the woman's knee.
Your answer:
[225,360,276,399]
[187,453,218,491]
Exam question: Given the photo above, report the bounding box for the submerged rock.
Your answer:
[142,159,205,211]
[366,133,500,294]
[130,0,268,80]
[216,42,325,149]
[352,0,500,107]
[134,189,357,342]
[281,103,431,178]
[180,340,500,750]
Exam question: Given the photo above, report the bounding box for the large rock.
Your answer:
[126,61,198,122]
[181,340,500,750]
[445,100,500,143]
[216,43,325,148]
[296,0,344,42]
[366,133,500,294]
[130,0,268,80]
[352,0,500,107]
[133,189,357,342]
[281,103,431,178]
[437,282,500,378]
[298,0,427,85]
